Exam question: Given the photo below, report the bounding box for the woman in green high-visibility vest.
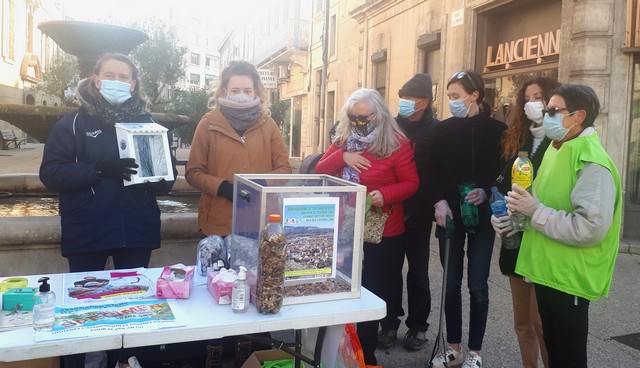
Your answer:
[505,84,622,368]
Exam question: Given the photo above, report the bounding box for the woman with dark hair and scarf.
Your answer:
[426,71,505,368]
[40,53,176,368]
[186,60,291,237]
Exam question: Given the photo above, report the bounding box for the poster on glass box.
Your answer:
[282,197,339,281]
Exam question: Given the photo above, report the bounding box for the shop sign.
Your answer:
[485,29,560,70]
[258,69,278,89]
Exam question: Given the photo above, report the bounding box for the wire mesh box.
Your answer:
[229,174,367,305]
[115,122,174,186]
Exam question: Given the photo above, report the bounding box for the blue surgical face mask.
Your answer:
[100,79,132,105]
[398,98,416,117]
[543,112,576,141]
[448,95,470,118]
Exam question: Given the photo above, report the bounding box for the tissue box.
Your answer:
[2,287,38,311]
[156,266,194,299]
[207,270,235,305]
[115,122,174,186]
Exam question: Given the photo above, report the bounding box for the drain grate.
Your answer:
[612,333,640,351]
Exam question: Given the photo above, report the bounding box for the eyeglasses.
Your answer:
[347,114,372,126]
[449,71,478,91]
[542,107,575,117]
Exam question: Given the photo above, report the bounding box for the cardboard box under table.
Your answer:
[115,122,174,186]
[229,174,367,305]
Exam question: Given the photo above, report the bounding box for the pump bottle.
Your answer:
[33,276,56,331]
[231,266,250,313]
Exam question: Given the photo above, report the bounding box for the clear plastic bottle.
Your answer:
[256,214,286,314]
[458,182,479,228]
[33,276,56,332]
[231,266,250,313]
[511,151,534,231]
[489,187,519,249]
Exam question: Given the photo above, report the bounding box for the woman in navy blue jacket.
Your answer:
[40,53,176,368]
[40,53,176,272]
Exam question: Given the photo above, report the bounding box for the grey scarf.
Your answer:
[218,97,262,136]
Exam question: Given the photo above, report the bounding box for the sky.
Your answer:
[61,0,259,29]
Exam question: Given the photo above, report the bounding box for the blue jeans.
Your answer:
[437,225,495,351]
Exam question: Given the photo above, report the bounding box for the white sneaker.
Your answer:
[430,346,463,368]
[462,351,482,368]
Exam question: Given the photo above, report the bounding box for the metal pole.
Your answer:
[318,0,330,152]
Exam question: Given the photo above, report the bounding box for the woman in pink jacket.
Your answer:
[315,88,419,366]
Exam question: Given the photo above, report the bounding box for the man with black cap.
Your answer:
[377,73,438,351]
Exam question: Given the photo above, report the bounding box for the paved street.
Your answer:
[1,143,639,367]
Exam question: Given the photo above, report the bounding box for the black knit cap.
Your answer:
[398,73,433,99]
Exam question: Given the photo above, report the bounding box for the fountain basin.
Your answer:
[0,174,203,276]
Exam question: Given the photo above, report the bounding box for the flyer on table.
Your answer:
[35,299,188,342]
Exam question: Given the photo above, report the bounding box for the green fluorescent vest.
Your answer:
[515,133,622,301]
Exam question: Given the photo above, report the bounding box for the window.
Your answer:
[205,56,214,69]
[313,0,324,16]
[329,14,337,58]
[626,0,640,47]
[190,53,201,66]
[189,73,200,85]
[418,33,442,102]
[2,0,15,61]
[205,74,215,87]
[371,50,387,97]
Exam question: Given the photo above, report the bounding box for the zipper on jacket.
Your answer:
[239,135,245,143]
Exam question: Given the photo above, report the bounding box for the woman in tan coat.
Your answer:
[186,60,291,236]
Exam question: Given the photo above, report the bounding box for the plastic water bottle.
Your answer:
[458,182,479,228]
[489,187,519,249]
[511,151,533,231]
[256,214,286,314]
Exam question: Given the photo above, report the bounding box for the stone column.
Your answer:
[558,0,632,177]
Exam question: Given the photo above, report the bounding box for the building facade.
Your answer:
[0,0,62,107]
[296,0,637,240]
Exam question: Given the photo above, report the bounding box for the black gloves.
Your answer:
[95,158,139,181]
[217,180,234,202]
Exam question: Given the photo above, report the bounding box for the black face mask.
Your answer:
[348,114,372,136]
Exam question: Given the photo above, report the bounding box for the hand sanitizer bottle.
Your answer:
[33,276,56,331]
[231,266,250,313]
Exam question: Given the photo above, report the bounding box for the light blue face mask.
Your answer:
[100,79,132,105]
[543,112,575,141]
[448,95,470,118]
[398,98,416,117]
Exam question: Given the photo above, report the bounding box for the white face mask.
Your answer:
[524,101,544,124]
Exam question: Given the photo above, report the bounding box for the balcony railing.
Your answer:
[252,19,310,66]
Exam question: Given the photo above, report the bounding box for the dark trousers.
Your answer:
[399,215,432,332]
[358,235,405,365]
[66,248,153,272]
[62,248,153,367]
[438,224,494,351]
[535,284,590,368]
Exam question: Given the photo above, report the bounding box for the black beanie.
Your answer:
[398,73,433,99]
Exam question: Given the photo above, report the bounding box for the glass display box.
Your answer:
[230,174,367,305]
[115,122,174,186]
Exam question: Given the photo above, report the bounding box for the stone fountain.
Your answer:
[0,20,191,142]
[0,20,200,276]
